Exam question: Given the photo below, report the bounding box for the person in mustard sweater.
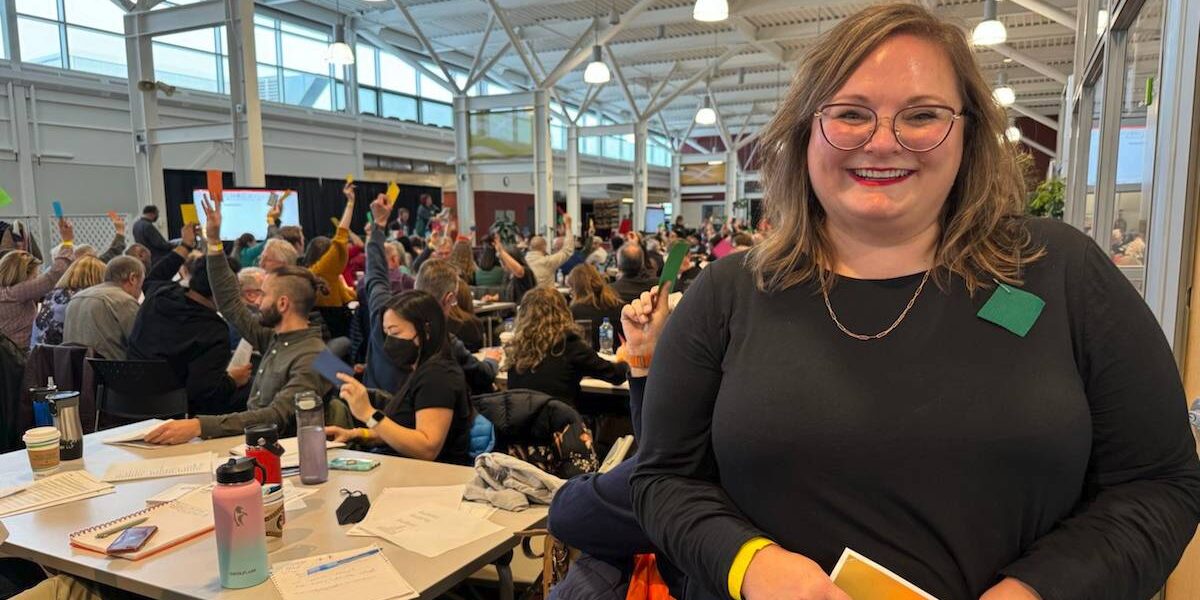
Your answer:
[306,182,358,338]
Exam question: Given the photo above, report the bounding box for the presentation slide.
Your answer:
[644,206,665,233]
[190,189,301,240]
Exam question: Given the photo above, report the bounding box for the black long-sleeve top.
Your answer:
[507,332,628,404]
[630,219,1200,600]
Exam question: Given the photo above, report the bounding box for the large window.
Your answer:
[255,14,344,111]
[354,43,457,128]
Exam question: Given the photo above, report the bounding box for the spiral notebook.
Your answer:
[68,484,215,561]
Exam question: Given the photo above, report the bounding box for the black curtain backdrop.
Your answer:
[163,169,441,242]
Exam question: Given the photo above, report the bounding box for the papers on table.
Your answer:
[830,548,938,600]
[145,483,205,506]
[230,438,346,470]
[0,471,115,518]
[101,452,214,483]
[281,480,317,511]
[347,485,502,557]
[271,545,417,600]
[102,420,169,450]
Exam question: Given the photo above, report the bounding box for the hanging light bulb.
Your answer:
[692,0,728,22]
[1005,123,1022,143]
[326,1,354,66]
[993,72,1015,107]
[972,0,1007,46]
[695,95,717,125]
[583,45,610,84]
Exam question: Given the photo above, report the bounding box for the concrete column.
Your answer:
[566,124,581,230]
[225,0,264,187]
[670,151,681,225]
[633,120,648,233]
[452,94,475,236]
[123,11,166,230]
[532,89,554,237]
[724,149,738,221]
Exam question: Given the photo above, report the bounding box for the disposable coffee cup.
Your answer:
[23,427,61,476]
[499,331,515,344]
[262,484,285,539]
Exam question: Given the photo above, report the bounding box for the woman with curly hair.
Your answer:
[504,285,627,405]
[567,263,624,352]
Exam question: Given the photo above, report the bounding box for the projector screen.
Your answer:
[644,206,665,233]
[191,189,301,240]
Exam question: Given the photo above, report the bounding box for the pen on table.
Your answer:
[96,517,148,539]
[306,547,381,575]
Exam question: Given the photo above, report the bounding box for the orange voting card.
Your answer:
[830,549,938,600]
[206,170,223,203]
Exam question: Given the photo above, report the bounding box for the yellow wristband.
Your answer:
[358,428,371,442]
[728,537,774,600]
[61,241,73,248]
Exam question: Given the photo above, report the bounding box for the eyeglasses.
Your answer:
[813,103,963,152]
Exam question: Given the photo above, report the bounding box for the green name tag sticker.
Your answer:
[977,282,1045,337]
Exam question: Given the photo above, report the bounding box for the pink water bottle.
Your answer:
[212,458,269,589]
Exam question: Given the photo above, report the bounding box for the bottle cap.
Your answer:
[216,457,259,484]
[244,423,280,448]
[46,391,79,408]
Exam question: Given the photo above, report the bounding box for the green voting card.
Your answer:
[659,241,689,287]
[977,282,1045,337]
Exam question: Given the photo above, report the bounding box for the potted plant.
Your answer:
[1028,178,1065,219]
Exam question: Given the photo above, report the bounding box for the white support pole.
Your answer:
[724,148,738,221]
[344,18,360,116]
[669,151,681,222]
[633,120,648,233]
[532,89,554,237]
[225,0,264,187]
[3,0,21,67]
[566,124,581,232]
[124,10,166,229]
[453,95,475,237]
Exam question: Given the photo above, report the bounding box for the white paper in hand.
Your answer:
[229,339,253,368]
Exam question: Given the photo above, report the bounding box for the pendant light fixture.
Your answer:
[325,0,355,66]
[695,94,717,125]
[583,6,610,85]
[1005,120,1022,143]
[971,0,1007,46]
[693,0,728,22]
[992,72,1015,107]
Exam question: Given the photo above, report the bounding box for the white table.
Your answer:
[0,422,546,600]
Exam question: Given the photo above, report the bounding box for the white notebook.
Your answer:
[271,546,417,600]
[69,485,215,561]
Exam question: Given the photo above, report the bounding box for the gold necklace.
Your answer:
[822,270,931,341]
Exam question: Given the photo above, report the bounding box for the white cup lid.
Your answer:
[23,426,60,443]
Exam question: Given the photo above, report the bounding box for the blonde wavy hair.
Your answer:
[504,285,581,374]
[748,3,1042,295]
[56,256,104,291]
[0,251,41,287]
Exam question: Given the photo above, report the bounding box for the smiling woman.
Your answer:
[630,4,1200,600]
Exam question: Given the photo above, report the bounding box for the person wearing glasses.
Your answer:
[631,5,1200,600]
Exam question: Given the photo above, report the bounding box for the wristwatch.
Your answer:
[365,410,385,429]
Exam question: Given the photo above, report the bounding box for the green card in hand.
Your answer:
[659,241,689,288]
[977,282,1045,337]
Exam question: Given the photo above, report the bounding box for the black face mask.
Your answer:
[383,335,419,368]
[258,303,283,328]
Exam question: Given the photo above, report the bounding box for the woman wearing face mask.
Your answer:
[325,289,474,465]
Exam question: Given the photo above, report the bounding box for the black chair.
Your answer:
[86,359,187,430]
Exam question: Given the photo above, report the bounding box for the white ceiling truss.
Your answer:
[275,0,1083,150]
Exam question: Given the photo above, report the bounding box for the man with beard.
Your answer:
[144,197,328,444]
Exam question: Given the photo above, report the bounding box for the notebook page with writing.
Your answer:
[270,545,417,600]
[69,484,216,561]
[101,452,213,482]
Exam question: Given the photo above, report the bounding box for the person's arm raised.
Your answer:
[201,195,272,351]
[99,213,126,262]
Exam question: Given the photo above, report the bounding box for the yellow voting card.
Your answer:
[345,174,354,184]
[180,204,199,226]
[830,548,938,600]
[386,181,400,205]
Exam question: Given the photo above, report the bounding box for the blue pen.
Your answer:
[306,547,380,576]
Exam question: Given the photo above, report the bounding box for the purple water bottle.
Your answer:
[295,391,328,485]
[212,458,269,589]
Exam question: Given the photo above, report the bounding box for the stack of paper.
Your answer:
[101,452,214,482]
[229,339,254,368]
[271,546,417,600]
[229,439,346,470]
[346,486,501,557]
[830,548,939,600]
[0,471,115,518]
[102,420,170,450]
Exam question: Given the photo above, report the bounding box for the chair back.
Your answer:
[86,358,187,428]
